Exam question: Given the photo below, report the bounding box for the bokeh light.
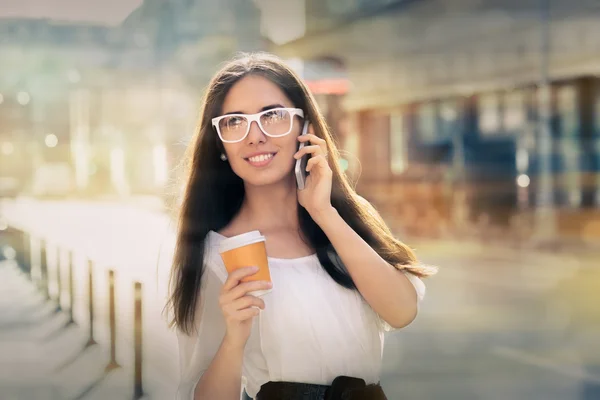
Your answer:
[45,133,58,148]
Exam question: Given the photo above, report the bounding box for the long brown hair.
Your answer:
[167,52,436,335]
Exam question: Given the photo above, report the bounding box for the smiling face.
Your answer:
[218,74,304,188]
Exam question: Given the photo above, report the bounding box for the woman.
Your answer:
[167,52,436,400]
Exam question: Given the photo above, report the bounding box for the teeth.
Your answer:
[248,153,273,163]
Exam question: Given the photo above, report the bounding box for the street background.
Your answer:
[1,1,599,399]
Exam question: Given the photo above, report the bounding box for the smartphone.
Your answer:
[295,120,310,190]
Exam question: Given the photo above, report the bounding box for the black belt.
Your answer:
[254,376,388,400]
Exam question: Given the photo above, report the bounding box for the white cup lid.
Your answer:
[218,230,265,254]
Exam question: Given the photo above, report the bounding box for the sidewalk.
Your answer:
[1,260,75,399]
[0,260,177,400]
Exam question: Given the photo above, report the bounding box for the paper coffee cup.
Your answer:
[219,230,272,296]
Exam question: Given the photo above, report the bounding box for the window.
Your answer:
[417,103,437,143]
[557,85,579,137]
[555,85,580,208]
[439,99,459,140]
[504,90,526,132]
[478,93,502,136]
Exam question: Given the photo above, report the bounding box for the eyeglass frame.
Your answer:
[211,107,305,143]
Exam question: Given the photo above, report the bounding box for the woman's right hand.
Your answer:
[219,266,272,350]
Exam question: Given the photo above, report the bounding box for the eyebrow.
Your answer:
[223,103,285,116]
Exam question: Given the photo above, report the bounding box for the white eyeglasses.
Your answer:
[212,107,304,143]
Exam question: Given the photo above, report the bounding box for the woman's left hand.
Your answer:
[294,125,334,219]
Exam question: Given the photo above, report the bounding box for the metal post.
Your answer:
[40,240,50,300]
[23,231,31,279]
[55,247,62,312]
[105,270,119,372]
[11,227,24,274]
[67,251,75,325]
[133,281,144,399]
[86,259,96,347]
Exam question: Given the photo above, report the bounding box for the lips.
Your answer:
[244,152,276,167]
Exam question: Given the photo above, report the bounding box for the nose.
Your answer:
[246,120,266,144]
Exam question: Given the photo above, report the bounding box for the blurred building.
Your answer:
[271,0,600,241]
[0,0,264,198]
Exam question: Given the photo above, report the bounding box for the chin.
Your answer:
[238,169,293,188]
[231,157,295,188]
[244,175,290,188]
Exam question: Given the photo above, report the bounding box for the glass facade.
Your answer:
[556,84,581,208]
[504,90,526,134]
[478,93,503,136]
[417,102,438,143]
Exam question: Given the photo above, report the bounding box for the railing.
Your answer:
[6,225,147,399]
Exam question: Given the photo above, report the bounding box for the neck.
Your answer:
[238,177,299,232]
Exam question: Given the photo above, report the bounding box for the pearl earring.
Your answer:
[220,153,228,161]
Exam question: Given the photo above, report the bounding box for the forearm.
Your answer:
[313,207,418,328]
[194,337,245,400]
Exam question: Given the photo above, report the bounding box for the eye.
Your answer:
[223,116,245,129]
[262,109,286,124]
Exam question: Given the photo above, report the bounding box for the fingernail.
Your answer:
[266,281,273,288]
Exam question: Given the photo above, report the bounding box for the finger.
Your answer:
[297,133,325,145]
[294,145,322,159]
[222,296,263,320]
[298,134,328,156]
[231,295,265,311]
[222,266,258,292]
[227,280,272,301]
[306,155,330,173]
[233,307,261,321]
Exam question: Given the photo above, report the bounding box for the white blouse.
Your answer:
[176,231,426,400]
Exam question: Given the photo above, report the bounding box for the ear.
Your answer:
[215,135,225,153]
